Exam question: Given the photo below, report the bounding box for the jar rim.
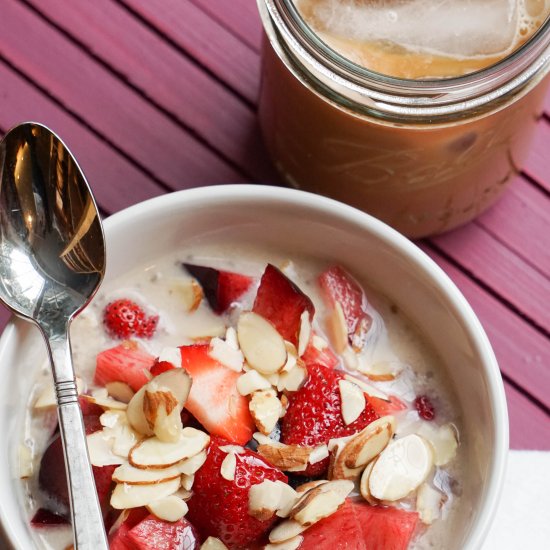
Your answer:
[264,0,550,116]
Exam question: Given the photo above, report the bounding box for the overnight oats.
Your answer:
[21,244,464,549]
[258,0,550,237]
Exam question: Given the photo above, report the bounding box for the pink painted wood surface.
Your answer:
[0,0,242,188]
[23,0,274,182]
[422,245,550,409]
[119,0,260,104]
[0,0,547,455]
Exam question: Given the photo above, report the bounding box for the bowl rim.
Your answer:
[0,184,508,549]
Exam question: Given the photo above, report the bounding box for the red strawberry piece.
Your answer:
[38,432,116,518]
[186,436,287,548]
[78,395,105,417]
[179,344,254,445]
[109,508,150,550]
[281,364,379,476]
[121,513,199,550]
[301,332,340,369]
[369,395,408,417]
[95,341,155,392]
[31,508,70,526]
[300,500,419,550]
[252,264,315,345]
[103,299,159,339]
[414,395,436,421]
[318,265,372,350]
[183,263,253,313]
[150,359,176,377]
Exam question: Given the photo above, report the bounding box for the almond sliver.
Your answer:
[111,478,180,509]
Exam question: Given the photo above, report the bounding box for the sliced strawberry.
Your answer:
[103,299,159,339]
[370,395,408,417]
[95,341,154,392]
[183,263,253,313]
[179,344,254,445]
[126,514,199,550]
[300,500,419,550]
[252,264,314,345]
[187,436,287,548]
[281,364,379,476]
[109,508,149,550]
[150,360,176,377]
[301,332,340,369]
[319,265,372,350]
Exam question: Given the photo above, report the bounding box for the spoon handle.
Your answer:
[47,333,109,550]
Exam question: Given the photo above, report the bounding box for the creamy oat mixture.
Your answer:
[20,243,464,549]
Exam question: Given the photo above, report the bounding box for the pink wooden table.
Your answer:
[0,0,548,451]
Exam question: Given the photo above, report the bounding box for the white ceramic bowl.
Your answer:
[0,185,507,549]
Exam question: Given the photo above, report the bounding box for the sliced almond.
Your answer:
[18,444,34,479]
[175,279,203,313]
[295,480,328,494]
[338,379,366,425]
[110,477,180,509]
[249,479,284,521]
[277,365,307,392]
[218,445,245,454]
[369,434,433,501]
[416,423,458,466]
[87,431,125,467]
[318,479,354,500]
[359,459,380,505]
[257,444,311,471]
[341,416,396,469]
[343,375,390,401]
[309,445,329,465]
[269,519,306,543]
[108,509,130,536]
[99,410,142,458]
[281,342,298,374]
[174,487,193,501]
[220,452,237,481]
[265,536,303,550]
[143,390,181,443]
[34,378,84,409]
[105,381,135,404]
[112,462,181,485]
[200,537,228,550]
[225,327,239,350]
[83,389,127,411]
[236,370,272,396]
[357,360,402,381]
[129,428,210,469]
[249,390,283,435]
[253,432,284,447]
[328,302,348,354]
[416,482,444,525]
[209,337,244,372]
[181,473,195,491]
[237,312,287,375]
[178,450,207,475]
[297,311,311,357]
[276,483,300,518]
[291,487,347,527]
[147,495,188,522]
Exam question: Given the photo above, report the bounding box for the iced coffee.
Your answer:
[257,0,550,237]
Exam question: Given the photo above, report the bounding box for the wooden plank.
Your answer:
[523,118,550,192]
[191,0,262,52]
[420,245,550,409]
[0,60,166,213]
[118,0,260,104]
[0,0,242,190]
[475,175,550,276]
[23,0,275,182]
[505,382,550,450]
[429,222,550,334]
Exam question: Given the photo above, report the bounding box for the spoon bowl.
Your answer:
[0,122,108,549]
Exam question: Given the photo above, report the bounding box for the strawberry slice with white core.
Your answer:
[95,341,155,392]
[319,265,373,351]
[179,344,254,445]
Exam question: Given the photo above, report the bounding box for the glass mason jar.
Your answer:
[257,1,550,238]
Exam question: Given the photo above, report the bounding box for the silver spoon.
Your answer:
[0,122,109,549]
